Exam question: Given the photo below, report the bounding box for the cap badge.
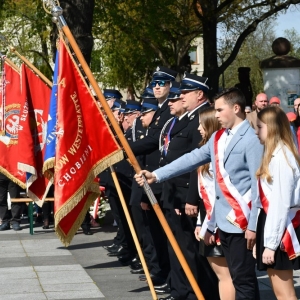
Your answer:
[156,66,160,71]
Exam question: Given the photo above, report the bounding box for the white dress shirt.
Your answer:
[258,144,300,250]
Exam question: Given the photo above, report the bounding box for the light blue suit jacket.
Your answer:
[154,121,264,234]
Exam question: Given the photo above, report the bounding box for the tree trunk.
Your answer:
[50,0,95,66]
[199,0,219,99]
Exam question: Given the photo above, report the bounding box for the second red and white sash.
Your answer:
[258,179,300,260]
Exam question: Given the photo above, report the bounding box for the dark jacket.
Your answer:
[160,102,210,208]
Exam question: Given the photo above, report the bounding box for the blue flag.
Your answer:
[43,50,59,175]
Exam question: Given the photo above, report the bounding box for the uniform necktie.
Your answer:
[164,117,177,155]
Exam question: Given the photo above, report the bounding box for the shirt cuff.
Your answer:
[152,171,159,183]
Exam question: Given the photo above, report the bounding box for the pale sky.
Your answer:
[274,6,300,37]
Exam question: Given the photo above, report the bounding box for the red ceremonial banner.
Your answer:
[18,64,52,206]
[55,38,123,246]
[0,61,26,187]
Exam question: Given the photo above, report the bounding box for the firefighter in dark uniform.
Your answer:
[104,100,142,264]
[156,74,220,300]
[128,67,178,285]
[130,95,170,285]
[129,66,178,156]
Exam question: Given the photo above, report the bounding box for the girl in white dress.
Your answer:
[256,106,300,300]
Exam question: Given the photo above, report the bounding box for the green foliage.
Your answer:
[0,0,53,78]
[284,28,300,58]
[220,19,276,99]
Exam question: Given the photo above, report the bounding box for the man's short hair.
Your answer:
[214,87,246,112]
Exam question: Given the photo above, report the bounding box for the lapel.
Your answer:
[171,115,189,136]
[223,121,250,164]
[151,99,169,126]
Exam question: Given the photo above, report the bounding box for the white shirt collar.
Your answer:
[228,119,247,136]
[158,98,168,108]
[187,101,208,117]
[179,111,188,120]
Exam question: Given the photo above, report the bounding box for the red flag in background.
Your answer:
[0,61,26,187]
[55,38,123,246]
[17,64,52,206]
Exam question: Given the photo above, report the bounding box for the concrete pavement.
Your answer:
[1,216,300,299]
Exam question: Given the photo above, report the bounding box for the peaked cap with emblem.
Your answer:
[111,99,125,111]
[103,89,123,100]
[141,98,158,114]
[168,81,181,100]
[152,66,178,82]
[123,100,142,114]
[119,100,127,114]
[141,85,155,99]
[180,73,209,92]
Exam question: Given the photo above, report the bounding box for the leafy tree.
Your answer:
[221,19,276,100]
[283,28,300,58]
[0,0,53,78]
[193,0,300,96]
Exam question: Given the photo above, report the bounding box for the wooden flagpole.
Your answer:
[0,35,52,88]
[110,166,158,300]
[0,52,19,73]
[9,46,53,88]
[46,4,204,300]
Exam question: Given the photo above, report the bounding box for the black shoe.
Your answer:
[130,268,144,274]
[130,261,142,270]
[107,246,129,257]
[118,254,135,266]
[83,229,93,235]
[103,243,117,251]
[0,222,10,231]
[154,283,171,295]
[106,244,121,253]
[139,274,166,285]
[12,223,22,231]
[159,296,180,300]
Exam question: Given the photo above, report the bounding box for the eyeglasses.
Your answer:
[150,80,168,87]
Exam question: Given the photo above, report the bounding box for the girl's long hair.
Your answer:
[199,108,221,177]
[256,106,300,183]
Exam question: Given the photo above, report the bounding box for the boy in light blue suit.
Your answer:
[136,88,263,300]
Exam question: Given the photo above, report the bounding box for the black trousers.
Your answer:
[0,174,21,224]
[109,193,136,255]
[142,196,170,279]
[219,229,260,300]
[165,208,220,300]
[131,204,163,275]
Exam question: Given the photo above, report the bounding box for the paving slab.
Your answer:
[1,219,300,299]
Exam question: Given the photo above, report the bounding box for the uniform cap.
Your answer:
[152,66,178,82]
[179,72,209,92]
[103,89,123,100]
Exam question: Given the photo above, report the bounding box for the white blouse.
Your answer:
[258,144,300,250]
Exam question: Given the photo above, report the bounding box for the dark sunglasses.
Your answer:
[150,80,168,87]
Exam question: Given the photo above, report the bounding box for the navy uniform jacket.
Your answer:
[160,103,210,209]
[130,117,162,206]
[99,128,134,199]
[129,100,172,156]
[130,117,146,206]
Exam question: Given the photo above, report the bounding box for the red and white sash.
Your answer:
[214,129,251,230]
[258,179,300,260]
[198,171,220,244]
